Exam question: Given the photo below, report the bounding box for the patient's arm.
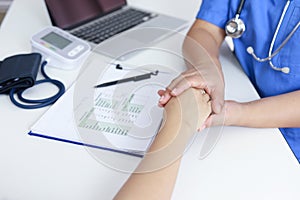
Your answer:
[114,88,211,200]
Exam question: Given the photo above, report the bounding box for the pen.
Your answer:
[94,70,159,88]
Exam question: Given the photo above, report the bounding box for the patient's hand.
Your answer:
[162,88,211,132]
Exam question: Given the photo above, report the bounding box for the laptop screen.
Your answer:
[45,0,126,29]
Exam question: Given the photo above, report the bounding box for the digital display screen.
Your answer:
[45,0,126,29]
[41,32,72,49]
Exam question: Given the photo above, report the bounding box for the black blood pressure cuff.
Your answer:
[0,53,42,94]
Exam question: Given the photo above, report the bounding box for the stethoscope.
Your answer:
[225,0,300,74]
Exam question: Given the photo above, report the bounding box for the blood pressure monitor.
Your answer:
[31,26,91,70]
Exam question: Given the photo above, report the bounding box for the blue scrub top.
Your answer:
[197,0,300,162]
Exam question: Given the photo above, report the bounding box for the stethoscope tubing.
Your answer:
[228,0,299,73]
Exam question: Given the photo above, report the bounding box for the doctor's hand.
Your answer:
[200,100,241,131]
[158,63,225,114]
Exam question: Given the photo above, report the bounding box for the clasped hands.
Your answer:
[158,62,230,131]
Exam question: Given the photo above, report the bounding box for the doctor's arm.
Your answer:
[159,19,226,114]
[216,90,300,128]
[114,88,211,200]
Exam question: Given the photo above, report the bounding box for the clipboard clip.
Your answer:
[94,70,159,88]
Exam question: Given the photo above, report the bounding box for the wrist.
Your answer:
[224,101,244,126]
[163,89,211,130]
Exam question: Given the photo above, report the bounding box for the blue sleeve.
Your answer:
[196,0,233,29]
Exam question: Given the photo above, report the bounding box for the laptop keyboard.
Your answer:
[70,8,156,44]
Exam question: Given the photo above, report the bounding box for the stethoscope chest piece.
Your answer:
[225,16,246,38]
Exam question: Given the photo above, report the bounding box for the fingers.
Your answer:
[158,66,225,115]
[209,86,224,114]
[158,79,190,107]
[157,72,192,107]
[197,123,207,132]
[158,70,206,107]
[157,90,165,97]
[200,89,210,102]
[197,99,229,131]
[157,89,172,107]
[169,78,192,96]
[197,114,212,132]
[167,70,203,94]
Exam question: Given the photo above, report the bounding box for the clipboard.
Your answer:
[29,65,174,157]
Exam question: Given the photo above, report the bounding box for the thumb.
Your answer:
[197,115,212,132]
[210,89,224,114]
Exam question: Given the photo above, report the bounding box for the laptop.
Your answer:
[45,0,188,59]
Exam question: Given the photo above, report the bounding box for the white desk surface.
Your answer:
[0,0,300,199]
